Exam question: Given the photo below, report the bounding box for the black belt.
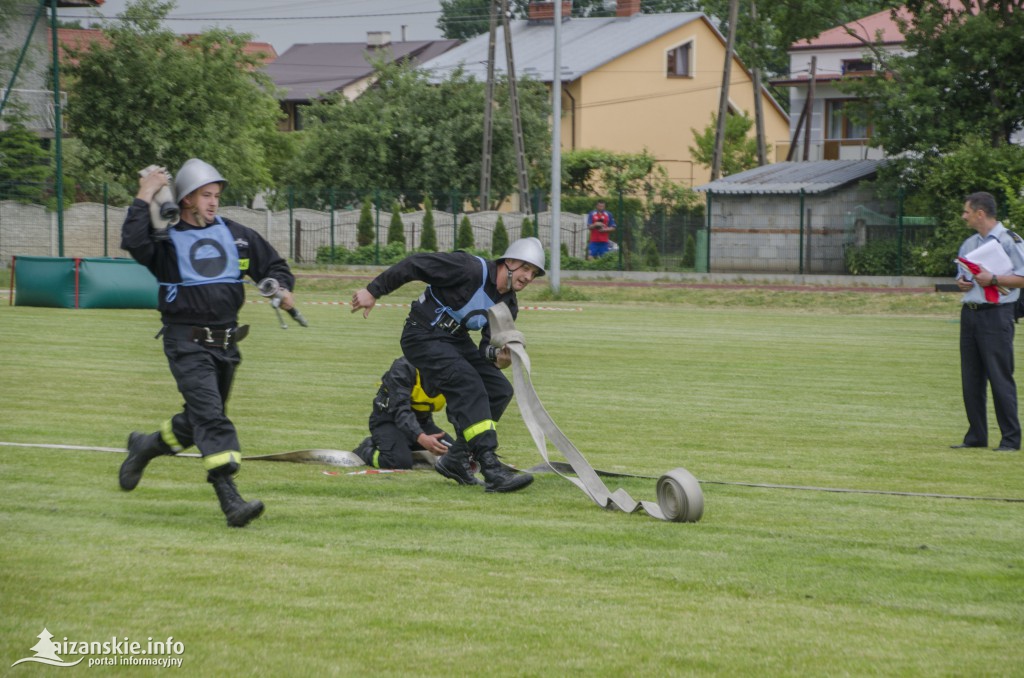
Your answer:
[190,324,249,348]
[964,303,1004,311]
[412,308,466,336]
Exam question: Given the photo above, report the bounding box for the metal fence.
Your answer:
[0,182,938,275]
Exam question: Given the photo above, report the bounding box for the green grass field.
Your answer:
[2,275,1022,676]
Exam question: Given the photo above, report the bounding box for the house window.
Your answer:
[826,99,869,140]
[841,58,873,75]
[666,41,693,78]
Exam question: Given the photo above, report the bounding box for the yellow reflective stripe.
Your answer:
[464,419,496,441]
[160,419,184,452]
[238,258,250,271]
[372,449,381,469]
[203,451,241,471]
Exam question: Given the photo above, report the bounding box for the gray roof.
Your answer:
[265,39,461,102]
[420,13,706,83]
[694,160,887,195]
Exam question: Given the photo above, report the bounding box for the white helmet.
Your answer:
[174,158,228,203]
[499,237,546,276]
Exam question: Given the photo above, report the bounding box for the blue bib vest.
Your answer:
[427,256,497,331]
[162,217,242,302]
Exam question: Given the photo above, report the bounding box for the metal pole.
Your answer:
[897,188,904,276]
[798,189,805,275]
[103,182,108,257]
[549,0,562,294]
[50,0,64,257]
[374,189,380,264]
[617,189,624,271]
[288,186,294,260]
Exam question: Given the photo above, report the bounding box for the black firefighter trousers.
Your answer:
[162,324,243,474]
[400,316,513,459]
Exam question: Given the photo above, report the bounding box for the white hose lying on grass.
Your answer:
[487,302,704,523]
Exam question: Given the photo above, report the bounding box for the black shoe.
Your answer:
[352,436,376,465]
[120,431,165,491]
[210,474,264,528]
[435,450,482,486]
[993,446,1019,452]
[477,449,533,493]
[950,443,986,449]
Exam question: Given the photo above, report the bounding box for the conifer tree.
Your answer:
[492,215,509,255]
[420,196,437,250]
[456,215,475,250]
[357,197,375,247]
[387,201,406,245]
[520,216,534,238]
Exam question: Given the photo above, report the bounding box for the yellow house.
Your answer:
[421,0,789,187]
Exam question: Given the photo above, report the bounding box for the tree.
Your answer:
[285,60,549,211]
[65,0,283,202]
[837,2,1024,275]
[357,197,375,247]
[842,1,1024,155]
[387,201,406,245]
[0,118,50,203]
[520,216,534,238]
[492,215,509,255]
[689,112,758,177]
[457,214,475,249]
[420,196,438,250]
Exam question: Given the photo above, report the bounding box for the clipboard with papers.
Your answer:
[957,239,1014,296]
[959,239,1014,277]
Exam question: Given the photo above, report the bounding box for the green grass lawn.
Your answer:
[1,275,1022,676]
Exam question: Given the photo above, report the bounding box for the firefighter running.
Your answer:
[350,238,546,492]
[119,158,299,527]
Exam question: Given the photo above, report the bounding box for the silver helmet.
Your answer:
[174,158,228,203]
[498,237,546,276]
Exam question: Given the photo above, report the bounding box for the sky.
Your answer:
[59,0,447,55]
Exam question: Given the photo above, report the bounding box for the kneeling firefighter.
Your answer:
[350,237,546,492]
[352,356,478,482]
[119,158,299,527]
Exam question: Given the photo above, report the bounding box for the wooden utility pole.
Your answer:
[502,0,530,213]
[751,0,767,165]
[711,0,740,180]
[802,56,817,161]
[479,0,499,209]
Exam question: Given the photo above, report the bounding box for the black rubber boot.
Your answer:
[119,431,171,491]
[477,449,533,493]
[435,440,483,486]
[209,474,265,528]
[352,436,376,466]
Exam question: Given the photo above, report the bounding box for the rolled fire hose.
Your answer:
[138,165,179,231]
[487,303,704,523]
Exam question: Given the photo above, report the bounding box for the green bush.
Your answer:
[387,202,406,245]
[456,215,475,249]
[520,217,533,238]
[492,215,509,255]
[357,198,375,247]
[682,233,696,268]
[844,238,913,276]
[316,242,407,266]
[420,196,437,251]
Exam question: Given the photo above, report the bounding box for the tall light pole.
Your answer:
[549,0,562,293]
[49,0,65,256]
